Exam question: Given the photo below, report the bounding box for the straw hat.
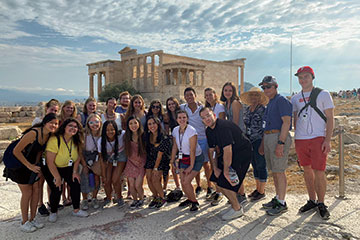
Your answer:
[240,87,269,106]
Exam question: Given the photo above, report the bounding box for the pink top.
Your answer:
[123,141,146,178]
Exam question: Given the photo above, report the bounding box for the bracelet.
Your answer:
[153,168,158,171]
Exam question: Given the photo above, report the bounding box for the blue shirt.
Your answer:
[115,106,127,114]
[264,94,292,131]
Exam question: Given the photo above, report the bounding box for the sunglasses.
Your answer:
[89,120,100,125]
[261,85,273,90]
[152,105,161,109]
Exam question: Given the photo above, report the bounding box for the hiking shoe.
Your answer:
[248,189,258,198]
[195,186,202,196]
[237,194,247,204]
[206,191,217,201]
[179,199,192,207]
[266,201,288,216]
[189,202,199,211]
[149,198,158,209]
[250,191,266,202]
[206,187,214,198]
[222,207,244,221]
[72,209,89,218]
[38,204,49,216]
[136,199,144,208]
[299,200,318,213]
[92,198,100,209]
[318,203,330,220]
[130,200,138,209]
[20,221,36,233]
[116,198,125,208]
[30,218,44,229]
[156,198,167,209]
[81,200,89,210]
[48,213,57,223]
[211,193,224,206]
[262,197,278,209]
[103,199,111,207]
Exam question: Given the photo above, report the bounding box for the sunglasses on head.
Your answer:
[261,85,273,90]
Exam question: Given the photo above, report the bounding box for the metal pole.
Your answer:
[338,125,345,198]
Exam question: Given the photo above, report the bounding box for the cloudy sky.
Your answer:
[1,0,360,97]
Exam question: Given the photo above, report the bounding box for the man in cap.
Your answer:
[291,66,334,220]
[258,76,292,216]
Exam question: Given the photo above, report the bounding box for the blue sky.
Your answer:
[1,0,360,97]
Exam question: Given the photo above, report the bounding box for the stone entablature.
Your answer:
[87,47,246,102]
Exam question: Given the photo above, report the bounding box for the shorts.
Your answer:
[3,166,40,185]
[295,137,327,171]
[210,172,241,193]
[179,154,204,172]
[80,171,94,194]
[109,151,127,163]
[198,138,209,162]
[264,132,292,173]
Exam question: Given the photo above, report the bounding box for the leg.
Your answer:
[203,162,213,189]
[314,170,327,203]
[303,165,316,201]
[146,169,157,197]
[182,171,199,202]
[37,176,45,206]
[92,175,100,198]
[273,172,287,201]
[195,172,201,187]
[128,177,137,200]
[30,182,39,220]
[218,186,240,211]
[18,184,32,224]
[112,162,125,199]
[162,172,169,190]
[104,162,113,200]
[135,175,145,200]
[171,164,181,189]
[152,170,165,198]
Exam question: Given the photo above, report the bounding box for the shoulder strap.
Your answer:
[297,87,327,122]
[56,135,61,148]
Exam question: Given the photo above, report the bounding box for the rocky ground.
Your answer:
[0,98,360,239]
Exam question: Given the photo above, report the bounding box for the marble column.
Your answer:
[177,68,182,85]
[170,69,174,85]
[136,58,140,90]
[151,55,155,87]
[186,69,190,84]
[97,72,102,97]
[193,71,197,85]
[143,56,148,90]
[89,74,94,97]
[201,70,204,86]
[240,66,245,94]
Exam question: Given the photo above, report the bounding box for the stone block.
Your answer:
[0,140,11,150]
[0,107,4,112]
[0,112,12,118]
[5,107,21,112]
[12,112,19,117]
[0,118,10,123]
[343,133,360,145]
[0,126,22,140]
[0,150,4,163]
[19,111,26,117]
[26,111,36,117]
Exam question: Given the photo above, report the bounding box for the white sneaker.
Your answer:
[48,213,57,223]
[92,198,100,209]
[222,207,244,221]
[72,209,89,218]
[20,221,36,233]
[81,200,89,210]
[30,218,44,229]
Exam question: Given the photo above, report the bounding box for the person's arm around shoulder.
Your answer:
[231,100,242,125]
[13,130,40,173]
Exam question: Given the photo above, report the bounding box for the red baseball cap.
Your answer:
[295,66,315,78]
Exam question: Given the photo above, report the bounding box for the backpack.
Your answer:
[298,87,327,122]
[166,189,183,202]
[3,129,38,169]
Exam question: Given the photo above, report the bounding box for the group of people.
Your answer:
[3,65,334,233]
[336,89,360,100]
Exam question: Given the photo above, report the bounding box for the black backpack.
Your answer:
[298,87,327,122]
[166,189,183,202]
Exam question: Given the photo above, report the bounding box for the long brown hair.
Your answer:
[220,82,239,103]
[124,95,145,121]
[82,97,97,115]
[204,87,220,108]
[124,116,146,157]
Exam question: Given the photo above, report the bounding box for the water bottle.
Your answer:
[229,166,239,184]
[89,173,95,188]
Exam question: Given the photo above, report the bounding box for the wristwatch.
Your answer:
[277,140,285,145]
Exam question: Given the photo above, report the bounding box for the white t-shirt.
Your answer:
[97,130,125,153]
[211,103,225,118]
[172,125,202,156]
[101,113,122,131]
[291,89,334,140]
[85,135,100,152]
[180,103,206,140]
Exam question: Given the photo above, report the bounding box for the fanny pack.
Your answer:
[180,154,190,165]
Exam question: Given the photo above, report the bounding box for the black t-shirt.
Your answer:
[206,119,251,169]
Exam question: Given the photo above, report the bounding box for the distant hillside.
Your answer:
[0,89,87,106]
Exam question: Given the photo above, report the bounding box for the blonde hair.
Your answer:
[60,100,77,121]
[84,113,102,136]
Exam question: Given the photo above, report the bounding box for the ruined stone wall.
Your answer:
[0,106,38,123]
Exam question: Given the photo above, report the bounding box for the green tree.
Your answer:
[98,81,140,102]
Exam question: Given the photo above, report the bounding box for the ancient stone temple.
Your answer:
[87,47,246,102]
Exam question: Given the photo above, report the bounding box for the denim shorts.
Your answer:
[109,151,127,163]
[179,153,204,172]
[197,138,209,162]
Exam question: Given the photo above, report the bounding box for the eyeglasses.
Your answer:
[89,120,100,125]
[261,85,273,90]
[152,105,161,109]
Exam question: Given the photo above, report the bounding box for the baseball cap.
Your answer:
[258,76,277,86]
[295,66,315,78]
